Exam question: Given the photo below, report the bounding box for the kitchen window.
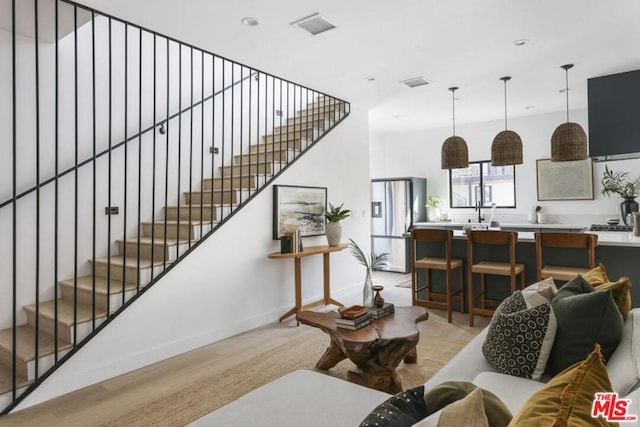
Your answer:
[449,161,516,208]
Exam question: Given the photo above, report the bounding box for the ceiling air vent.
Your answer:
[400,77,431,88]
[290,13,336,36]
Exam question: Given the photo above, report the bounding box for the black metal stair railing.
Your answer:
[0,0,350,415]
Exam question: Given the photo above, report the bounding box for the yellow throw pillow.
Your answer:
[593,277,632,320]
[509,344,614,426]
[582,263,609,286]
[582,264,632,320]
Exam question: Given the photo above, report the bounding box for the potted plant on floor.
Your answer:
[601,165,640,225]
[349,238,389,308]
[325,203,351,247]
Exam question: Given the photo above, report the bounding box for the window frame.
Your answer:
[448,160,516,209]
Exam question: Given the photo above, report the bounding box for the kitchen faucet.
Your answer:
[475,201,484,223]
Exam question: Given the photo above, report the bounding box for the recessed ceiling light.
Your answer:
[241,17,259,27]
[513,39,529,47]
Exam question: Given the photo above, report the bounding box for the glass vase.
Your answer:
[363,269,375,308]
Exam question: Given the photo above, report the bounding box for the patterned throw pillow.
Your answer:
[482,285,557,381]
[359,386,428,427]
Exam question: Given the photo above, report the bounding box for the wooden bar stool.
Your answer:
[535,232,598,281]
[467,230,525,326]
[410,228,464,323]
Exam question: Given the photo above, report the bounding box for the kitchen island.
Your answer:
[411,222,640,308]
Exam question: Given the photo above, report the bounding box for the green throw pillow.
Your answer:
[546,275,624,376]
[424,381,512,427]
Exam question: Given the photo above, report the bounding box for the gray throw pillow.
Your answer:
[546,275,624,376]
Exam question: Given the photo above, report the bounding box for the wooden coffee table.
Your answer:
[296,306,428,394]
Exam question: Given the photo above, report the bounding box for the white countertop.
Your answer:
[413,225,640,247]
[414,221,588,230]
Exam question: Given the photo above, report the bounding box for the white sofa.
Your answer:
[191,308,640,426]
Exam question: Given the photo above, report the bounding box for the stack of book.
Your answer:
[280,229,303,254]
[368,303,395,320]
[335,305,373,330]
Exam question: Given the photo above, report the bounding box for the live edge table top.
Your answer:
[296,306,428,393]
[296,306,428,342]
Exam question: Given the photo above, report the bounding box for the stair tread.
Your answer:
[117,236,194,246]
[207,174,270,179]
[23,299,107,326]
[58,276,137,295]
[0,363,30,396]
[0,325,72,362]
[93,256,171,271]
[141,219,216,226]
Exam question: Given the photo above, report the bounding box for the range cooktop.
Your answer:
[589,224,633,232]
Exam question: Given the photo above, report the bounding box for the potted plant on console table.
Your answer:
[325,202,350,247]
[601,165,640,225]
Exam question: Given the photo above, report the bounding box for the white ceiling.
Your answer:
[76,0,640,134]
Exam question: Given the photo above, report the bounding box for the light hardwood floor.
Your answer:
[0,272,489,427]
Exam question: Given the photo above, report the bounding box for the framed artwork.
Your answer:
[273,185,327,239]
[536,158,594,201]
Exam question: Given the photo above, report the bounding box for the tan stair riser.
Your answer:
[282,116,332,133]
[185,190,239,205]
[93,261,151,285]
[252,139,309,153]
[165,206,218,221]
[234,149,296,164]
[117,240,175,262]
[272,121,328,135]
[203,176,261,191]
[60,284,109,312]
[296,103,345,116]
[262,131,315,144]
[219,162,277,176]
[249,138,309,154]
[0,347,28,380]
[287,111,337,124]
[142,223,197,240]
[25,311,73,343]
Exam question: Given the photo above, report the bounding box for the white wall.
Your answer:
[15,105,372,409]
[370,108,640,225]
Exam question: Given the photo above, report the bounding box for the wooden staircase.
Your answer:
[0,97,347,410]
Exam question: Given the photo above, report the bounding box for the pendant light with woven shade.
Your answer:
[441,87,469,169]
[491,76,523,166]
[551,64,588,162]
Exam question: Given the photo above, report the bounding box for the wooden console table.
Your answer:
[297,306,429,393]
[268,244,347,324]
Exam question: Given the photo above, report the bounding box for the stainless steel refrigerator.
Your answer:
[371,177,426,273]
